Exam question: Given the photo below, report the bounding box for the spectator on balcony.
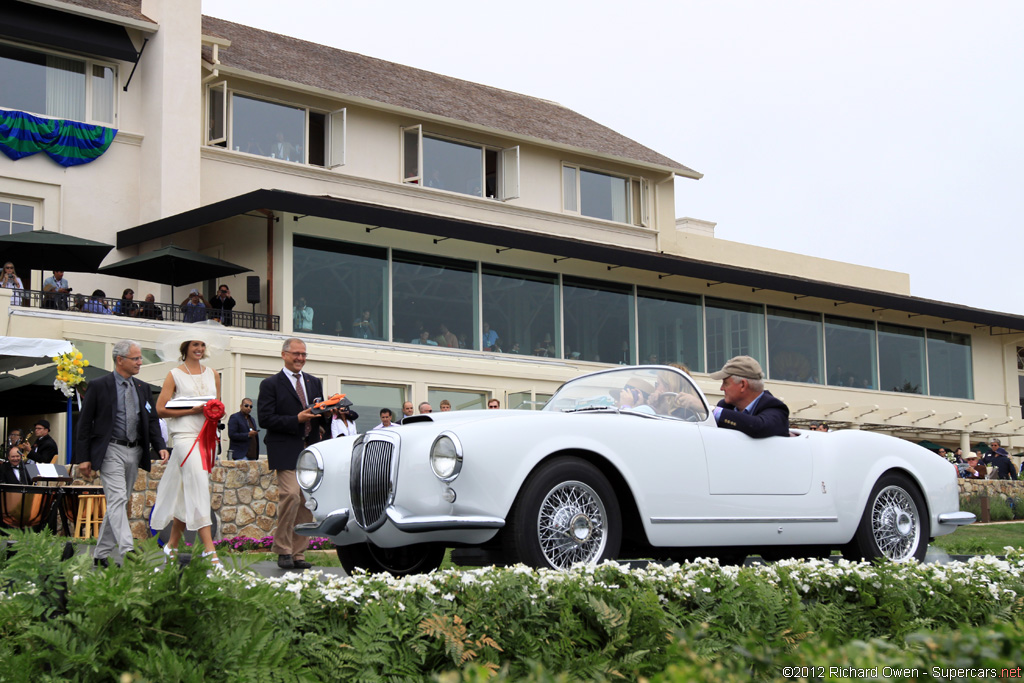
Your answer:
[211,284,235,326]
[42,270,70,310]
[293,297,313,332]
[139,293,163,320]
[411,329,437,346]
[351,309,377,339]
[180,289,208,323]
[0,262,25,306]
[114,289,140,317]
[481,322,500,352]
[83,290,112,315]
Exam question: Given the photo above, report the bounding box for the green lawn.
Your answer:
[930,521,1024,556]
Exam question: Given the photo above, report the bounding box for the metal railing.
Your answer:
[12,289,280,331]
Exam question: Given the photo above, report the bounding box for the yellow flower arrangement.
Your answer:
[52,348,90,397]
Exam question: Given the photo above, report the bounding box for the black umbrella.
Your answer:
[0,364,160,417]
[0,229,114,272]
[97,245,252,300]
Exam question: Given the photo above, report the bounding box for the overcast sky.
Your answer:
[203,0,1024,316]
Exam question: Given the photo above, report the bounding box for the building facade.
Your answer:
[2,0,1023,463]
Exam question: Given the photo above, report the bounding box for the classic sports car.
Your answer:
[295,365,974,575]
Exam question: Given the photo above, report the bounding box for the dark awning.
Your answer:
[1,2,140,63]
[117,188,1024,333]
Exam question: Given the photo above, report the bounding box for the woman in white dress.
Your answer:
[153,339,223,569]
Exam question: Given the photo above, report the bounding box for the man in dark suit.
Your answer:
[257,338,326,570]
[75,340,169,566]
[709,356,790,438]
[227,398,259,460]
[30,420,59,464]
[1,445,28,483]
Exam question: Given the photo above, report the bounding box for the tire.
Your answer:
[844,473,929,562]
[503,456,621,570]
[336,542,445,577]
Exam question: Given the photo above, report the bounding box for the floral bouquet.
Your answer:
[52,348,89,397]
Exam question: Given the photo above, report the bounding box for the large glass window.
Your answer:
[878,323,926,394]
[926,330,973,399]
[637,287,703,371]
[293,237,387,338]
[767,307,822,383]
[392,252,477,349]
[563,277,632,363]
[245,374,272,457]
[339,382,406,433]
[508,391,552,410]
[705,298,765,373]
[0,42,115,124]
[482,265,558,358]
[824,316,876,389]
[0,200,34,235]
[562,165,647,226]
[428,388,487,411]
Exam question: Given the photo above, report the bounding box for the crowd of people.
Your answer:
[1,263,239,325]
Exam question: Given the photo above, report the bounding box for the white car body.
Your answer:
[296,366,973,573]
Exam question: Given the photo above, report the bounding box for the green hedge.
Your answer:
[2,530,1023,682]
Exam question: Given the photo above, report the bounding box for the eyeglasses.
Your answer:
[284,351,308,358]
[242,403,252,408]
[122,356,143,362]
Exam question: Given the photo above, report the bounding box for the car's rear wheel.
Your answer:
[336,542,445,577]
[503,456,621,570]
[844,473,929,562]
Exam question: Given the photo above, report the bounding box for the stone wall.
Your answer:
[958,478,1024,500]
[77,460,278,540]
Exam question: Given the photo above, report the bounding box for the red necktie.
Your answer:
[294,373,310,437]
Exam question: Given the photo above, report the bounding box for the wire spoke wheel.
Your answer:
[536,480,608,569]
[869,484,921,561]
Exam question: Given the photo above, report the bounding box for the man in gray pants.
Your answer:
[76,340,168,566]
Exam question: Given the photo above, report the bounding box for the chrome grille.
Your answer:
[350,438,395,530]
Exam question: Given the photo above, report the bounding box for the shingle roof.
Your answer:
[201,15,698,176]
[37,0,152,23]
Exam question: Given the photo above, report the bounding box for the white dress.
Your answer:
[150,366,215,531]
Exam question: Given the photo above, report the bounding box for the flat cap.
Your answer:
[709,355,764,381]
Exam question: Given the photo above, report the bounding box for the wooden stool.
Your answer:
[74,494,107,539]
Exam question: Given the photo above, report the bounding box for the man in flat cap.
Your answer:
[709,356,790,438]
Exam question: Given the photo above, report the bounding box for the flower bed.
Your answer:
[211,534,334,553]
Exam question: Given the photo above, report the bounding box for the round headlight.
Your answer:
[430,432,463,482]
[296,449,323,491]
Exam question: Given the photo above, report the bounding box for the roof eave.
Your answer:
[17,0,158,32]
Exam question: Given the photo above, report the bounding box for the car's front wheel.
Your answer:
[336,542,445,577]
[844,473,929,562]
[503,456,621,570]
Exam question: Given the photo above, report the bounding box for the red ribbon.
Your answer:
[182,399,226,472]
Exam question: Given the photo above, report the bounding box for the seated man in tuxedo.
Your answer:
[709,356,790,438]
[1,446,29,484]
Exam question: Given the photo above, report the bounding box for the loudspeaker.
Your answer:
[246,276,261,304]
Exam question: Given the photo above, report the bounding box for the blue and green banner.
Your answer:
[0,109,117,167]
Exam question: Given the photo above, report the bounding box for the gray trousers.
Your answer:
[94,443,141,560]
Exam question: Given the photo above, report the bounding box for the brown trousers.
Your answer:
[271,469,312,559]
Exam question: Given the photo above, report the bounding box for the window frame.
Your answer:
[205,85,343,168]
[0,38,118,125]
[0,195,40,236]
[562,163,649,227]
[401,125,519,201]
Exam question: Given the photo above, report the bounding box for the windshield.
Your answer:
[544,366,709,421]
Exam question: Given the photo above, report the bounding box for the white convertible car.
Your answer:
[295,365,974,575]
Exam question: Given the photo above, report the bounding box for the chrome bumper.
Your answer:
[295,509,350,537]
[938,511,976,526]
[386,506,504,533]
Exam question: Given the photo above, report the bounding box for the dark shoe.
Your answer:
[291,558,312,570]
[277,554,294,569]
[93,557,109,568]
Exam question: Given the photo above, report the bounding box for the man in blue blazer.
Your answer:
[257,338,326,570]
[227,398,259,460]
[709,356,790,438]
[76,340,168,566]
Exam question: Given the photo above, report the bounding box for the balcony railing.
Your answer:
[10,289,280,331]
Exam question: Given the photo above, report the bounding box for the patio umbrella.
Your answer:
[0,336,73,372]
[0,364,160,417]
[0,229,114,272]
[97,245,252,300]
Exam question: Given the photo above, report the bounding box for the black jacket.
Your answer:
[715,390,790,438]
[31,434,58,463]
[257,370,326,471]
[74,371,166,471]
